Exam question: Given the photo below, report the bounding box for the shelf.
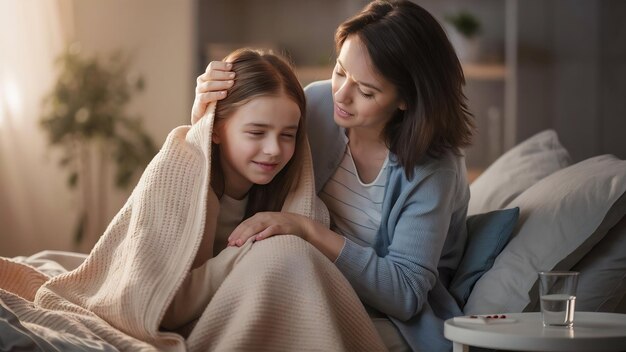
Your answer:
[295,65,334,85]
[462,63,506,81]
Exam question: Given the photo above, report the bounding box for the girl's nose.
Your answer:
[263,137,281,156]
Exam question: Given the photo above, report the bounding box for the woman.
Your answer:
[194,1,474,350]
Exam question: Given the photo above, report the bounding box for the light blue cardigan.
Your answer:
[304,80,469,351]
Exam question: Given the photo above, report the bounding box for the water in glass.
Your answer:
[541,293,576,327]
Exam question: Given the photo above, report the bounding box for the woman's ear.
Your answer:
[399,101,407,111]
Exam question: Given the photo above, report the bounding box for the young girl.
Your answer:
[160,49,385,352]
[193,1,475,351]
[189,48,308,267]
[15,48,385,351]
[163,47,319,328]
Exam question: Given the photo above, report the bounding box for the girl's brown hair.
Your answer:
[212,48,306,217]
[336,0,475,179]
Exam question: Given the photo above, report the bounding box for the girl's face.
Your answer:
[331,36,405,135]
[213,93,300,200]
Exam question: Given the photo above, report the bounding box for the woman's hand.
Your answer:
[228,212,346,261]
[228,212,310,246]
[191,61,236,124]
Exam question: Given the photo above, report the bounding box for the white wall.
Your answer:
[1,0,195,256]
[516,0,626,162]
[73,0,195,152]
[72,0,196,252]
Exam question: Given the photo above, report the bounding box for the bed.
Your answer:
[1,129,625,351]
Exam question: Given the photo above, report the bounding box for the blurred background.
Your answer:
[1,0,625,257]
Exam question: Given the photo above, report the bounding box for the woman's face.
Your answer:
[213,93,300,200]
[331,35,405,135]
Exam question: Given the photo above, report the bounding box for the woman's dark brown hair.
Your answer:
[336,0,475,179]
[212,48,306,216]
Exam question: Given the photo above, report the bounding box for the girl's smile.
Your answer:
[252,161,280,172]
[213,93,300,200]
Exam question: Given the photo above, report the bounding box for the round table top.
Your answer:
[444,312,626,351]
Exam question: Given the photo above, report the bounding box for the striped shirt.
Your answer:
[320,145,389,247]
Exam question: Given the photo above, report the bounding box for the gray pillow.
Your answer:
[569,214,626,312]
[616,295,626,314]
[464,155,626,315]
[468,130,570,216]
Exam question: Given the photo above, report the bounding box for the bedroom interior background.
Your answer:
[0,0,194,256]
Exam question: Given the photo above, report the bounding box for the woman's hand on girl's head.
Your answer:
[228,212,309,247]
[191,61,236,125]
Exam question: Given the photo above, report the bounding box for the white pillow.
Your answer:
[468,130,571,215]
[464,155,626,315]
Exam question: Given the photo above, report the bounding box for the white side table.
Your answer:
[444,312,626,351]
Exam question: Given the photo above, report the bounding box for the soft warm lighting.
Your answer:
[1,75,22,125]
[0,90,4,126]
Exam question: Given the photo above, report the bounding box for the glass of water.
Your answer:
[538,271,579,327]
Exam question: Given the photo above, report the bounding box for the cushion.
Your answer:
[468,130,570,216]
[464,155,626,315]
[448,207,520,308]
[569,214,626,312]
[616,295,626,314]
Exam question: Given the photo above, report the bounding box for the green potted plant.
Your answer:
[444,10,482,62]
[40,45,157,248]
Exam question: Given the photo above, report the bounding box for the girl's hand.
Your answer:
[228,212,310,247]
[191,61,236,124]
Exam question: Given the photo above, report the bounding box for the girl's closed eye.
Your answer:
[246,131,265,138]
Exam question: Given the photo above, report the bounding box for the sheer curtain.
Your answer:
[0,0,76,256]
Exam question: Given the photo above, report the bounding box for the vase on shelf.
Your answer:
[447,28,482,63]
[444,10,482,63]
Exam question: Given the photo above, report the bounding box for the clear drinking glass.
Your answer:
[538,271,579,327]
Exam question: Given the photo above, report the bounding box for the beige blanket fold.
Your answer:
[0,103,385,351]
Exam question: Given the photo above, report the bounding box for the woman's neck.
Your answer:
[347,128,389,183]
[347,127,387,155]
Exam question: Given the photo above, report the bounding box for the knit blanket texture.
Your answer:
[0,104,385,351]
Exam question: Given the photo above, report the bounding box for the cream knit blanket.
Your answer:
[0,104,385,351]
